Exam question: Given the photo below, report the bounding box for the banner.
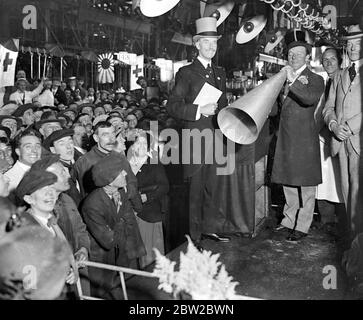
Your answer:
[115,51,137,66]
[97,53,115,84]
[130,55,144,91]
[0,44,18,87]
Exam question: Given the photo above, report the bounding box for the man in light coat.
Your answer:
[323,25,363,243]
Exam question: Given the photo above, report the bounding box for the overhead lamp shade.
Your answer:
[140,0,181,17]
[203,1,235,27]
[264,29,285,53]
[236,15,267,44]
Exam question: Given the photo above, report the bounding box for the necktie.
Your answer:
[206,63,213,76]
[282,80,291,101]
[349,63,356,82]
[47,215,58,228]
[325,78,332,101]
[105,189,122,212]
[22,93,25,104]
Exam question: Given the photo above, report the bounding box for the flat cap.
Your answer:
[11,103,36,118]
[92,152,126,187]
[43,129,74,150]
[16,170,57,200]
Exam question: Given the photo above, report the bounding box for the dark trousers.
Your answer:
[187,164,217,240]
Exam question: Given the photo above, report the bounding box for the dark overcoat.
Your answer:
[271,67,324,186]
[82,187,145,298]
[167,59,228,179]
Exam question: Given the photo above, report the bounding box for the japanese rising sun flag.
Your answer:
[97,53,115,84]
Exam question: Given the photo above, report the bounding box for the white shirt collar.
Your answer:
[197,56,211,69]
[17,160,31,171]
[295,64,307,75]
[29,211,55,236]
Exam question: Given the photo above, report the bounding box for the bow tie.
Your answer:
[47,215,58,227]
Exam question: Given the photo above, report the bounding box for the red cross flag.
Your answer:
[0,43,19,87]
[130,55,144,91]
[97,53,115,84]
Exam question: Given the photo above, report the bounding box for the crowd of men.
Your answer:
[0,70,174,299]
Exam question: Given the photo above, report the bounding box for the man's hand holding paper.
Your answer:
[194,82,222,119]
[200,102,218,116]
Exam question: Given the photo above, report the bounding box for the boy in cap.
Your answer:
[43,129,82,205]
[82,152,145,299]
[31,154,91,295]
[16,170,78,289]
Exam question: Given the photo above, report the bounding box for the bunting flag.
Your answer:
[130,55,144,91]
[154,58,174,82]
[0,41,19,87]
[97,53,115,84]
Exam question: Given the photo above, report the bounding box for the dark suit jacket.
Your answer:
[167,58,228,178]
[21,195,90,255]
[271,67,324,186]
[136,160,169,223]
[54,88,67,106]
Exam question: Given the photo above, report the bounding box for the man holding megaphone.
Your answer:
[271,30,325,242]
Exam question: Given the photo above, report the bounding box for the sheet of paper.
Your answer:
[193,82,222,106]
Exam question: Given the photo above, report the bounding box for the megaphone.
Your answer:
[236,15,267,44]
[217,70,287,144]
[203,1,235,27]
[140,0,181,17]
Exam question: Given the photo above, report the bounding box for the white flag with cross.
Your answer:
[0,44,18,87]
[130,54,144,91]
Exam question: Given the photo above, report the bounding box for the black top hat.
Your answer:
[285,30,312,54]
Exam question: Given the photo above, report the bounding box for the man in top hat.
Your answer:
[82,152,145,299]
[43,129,82,206]
[323,25,363,245]
[271,30,325,241]
[9,77,44,106]
[167,17,231,243]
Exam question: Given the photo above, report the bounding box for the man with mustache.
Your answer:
[74,121,139,203]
